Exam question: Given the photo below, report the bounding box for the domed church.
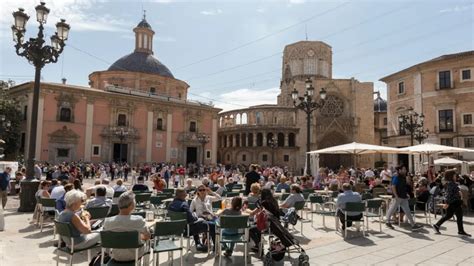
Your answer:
[9,17,221,165]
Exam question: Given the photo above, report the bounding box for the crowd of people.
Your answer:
[0,159,473,263]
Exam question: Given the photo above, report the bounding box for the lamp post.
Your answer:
[12,2,70,212]
[114,127,129,163]
[398,107,426,173]
[414,128,429,144]
[292,78,327,176]
[267,136,277,166]
[197,133,210,165]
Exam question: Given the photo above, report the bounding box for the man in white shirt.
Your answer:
[364,168,375,179]
[50,181,66,200]
[380,164,392,185]
[86,179,114,198]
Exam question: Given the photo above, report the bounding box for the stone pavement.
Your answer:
[0,180,473,265]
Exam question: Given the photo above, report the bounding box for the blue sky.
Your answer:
[1,0,472,111]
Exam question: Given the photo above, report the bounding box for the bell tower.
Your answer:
[134,11,154,54]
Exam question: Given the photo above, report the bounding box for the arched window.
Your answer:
[256,112,262,125]
[189,121,197,132]
[256,133,263,147]
[266,133,274,146]
[156,118,163,130]
[59,107,72,122]
[241,113,248,124]
[247,133,254,147]
[117,114,127,126]
[277,133,285,147]
[288,133,296,147]
[236,113,241,125]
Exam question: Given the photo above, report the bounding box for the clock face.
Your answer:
[307,49,315,57]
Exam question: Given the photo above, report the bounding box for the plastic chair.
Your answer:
[107,204,119,217]
[372,187,387,198]
[113,191,125,198]
[293,201,308,234]
[280,193,290,202]
[212,200,222,212]
[226,192,239,198]
[135,193,152,209]
[342,202,366,239]
[162,188,175,195]
[167,211,210,255]
[38,198,56,232]
[217,215,250,266]
[54,221,98,266]
[100,231,144,266]
[364,199,383,232]
[361,193,373,201]
[309,195,336,228]
[86,206,110,221]
[152,220,187,266]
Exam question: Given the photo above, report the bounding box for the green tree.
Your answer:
[0,80,22,160]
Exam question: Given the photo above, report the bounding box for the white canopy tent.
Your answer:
[433,157,463,166]
[308,142,402,171]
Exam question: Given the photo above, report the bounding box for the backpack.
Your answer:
[283,207,299,226]
[256,209,268,231]
[89,251,110,266]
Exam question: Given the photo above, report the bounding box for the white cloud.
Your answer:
[200,9,223,16]
[439,5,471,13]
[2,0,131,39]
[191,87,280,112]
[256,8,266,13]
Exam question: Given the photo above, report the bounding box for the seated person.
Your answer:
[168,188,215,252]
[86,178,114,198]
[215,177,227,196]
[300,176,312,189]
[85,186,113,209]
[263,176,275,190]
[190,184,221,220]
[50,180,67,200]
[112,179,127,192]
[151,174,166,192]
[336,183,362,230]
[56,184,74,213]
[280,184,305,210]
[131,176,149,193]
[103,192,151,262]
[184,178,195,194]
[35,180,51,200]
[416,183,430,210]
[57,190,100,249]
[247,183,261,205]
[219,196,243,257]
[276,176,290,192]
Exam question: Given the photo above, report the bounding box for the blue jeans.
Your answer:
[222,229,238,253]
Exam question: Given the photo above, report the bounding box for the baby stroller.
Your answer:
[263,212,309,266]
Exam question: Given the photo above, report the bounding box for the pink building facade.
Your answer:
[9,18,220,165]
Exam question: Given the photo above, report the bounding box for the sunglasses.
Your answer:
[198,189,206,192]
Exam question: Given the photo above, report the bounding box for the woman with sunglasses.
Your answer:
[190,184,222,220]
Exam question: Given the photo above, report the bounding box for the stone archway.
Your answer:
[317,131,352,171]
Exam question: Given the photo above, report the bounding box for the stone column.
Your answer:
[166,113,173,162]
[211,118,218,164]
[285,133,289,147]
[84,102,94,161]
[263,133,267,147]
[146,111,153,162]
[253,133,257,147]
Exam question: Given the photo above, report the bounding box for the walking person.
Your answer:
[385,166,423,231]
[432,170,471,237]
[0,167,12,209]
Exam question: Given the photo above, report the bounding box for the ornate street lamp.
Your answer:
[267,136,277,166]
[197,133,210,165]
[398,107,427,172]
[12,2,70,212]
[114,127,130,163]
[292,78,327,176]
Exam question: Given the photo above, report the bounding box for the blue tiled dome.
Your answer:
[108,52,174,78]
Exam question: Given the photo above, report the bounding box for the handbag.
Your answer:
[256,209,268,231]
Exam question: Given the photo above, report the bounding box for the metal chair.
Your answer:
[85,206,110,221]
[135,193,152,209]
[107,204,119,217]
[54,221,98,266]
[167,211,210,255]
[364,199,383,232]
[152,220,187,266]
[100,230,145,266]
[293,201,309,234]
[38,198,57,232]
[226,192,239,198]
[212,200,222,212]
[113,191,125,198]
[309,195,336,228]
[217,215,250,266]
[342,202,366,239]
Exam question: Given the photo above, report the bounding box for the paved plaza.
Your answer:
[0,179,473,266]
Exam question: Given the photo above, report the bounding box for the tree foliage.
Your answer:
[0,80,22,160]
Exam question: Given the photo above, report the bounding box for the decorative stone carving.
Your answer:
[320,95,344,117]
[48,126,80,144]
[55,92,78,122]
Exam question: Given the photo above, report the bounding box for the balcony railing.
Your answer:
[435,81,455,90]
